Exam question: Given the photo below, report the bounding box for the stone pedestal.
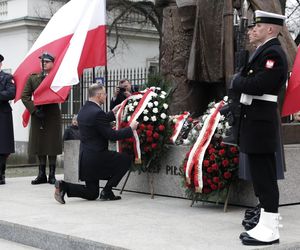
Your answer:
[64,141,300,206]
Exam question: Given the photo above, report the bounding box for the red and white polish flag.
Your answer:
[282,46,300,117]
[14,0,107,106]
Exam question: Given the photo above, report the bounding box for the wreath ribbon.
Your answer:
[185,101,224,192]
[170,111,190,144]
[116,89,156,164]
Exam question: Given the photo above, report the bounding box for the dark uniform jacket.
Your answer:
[232,38,288,154]
[21,73,62,156]
[0,71,16,154]
[77,101,133,181]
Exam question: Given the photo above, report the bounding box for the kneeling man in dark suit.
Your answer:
[54,84,138,203]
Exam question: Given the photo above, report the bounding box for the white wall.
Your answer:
[107,34,159,70]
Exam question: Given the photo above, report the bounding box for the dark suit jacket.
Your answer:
[232,38,288,154]
[77,101,133,181]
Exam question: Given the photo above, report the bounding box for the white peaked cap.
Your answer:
[255,10,286,26]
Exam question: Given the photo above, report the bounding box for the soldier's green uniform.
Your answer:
[21,52,62,185]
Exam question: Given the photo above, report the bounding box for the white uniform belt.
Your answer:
[240,93,278,105]
[252,94,278,102]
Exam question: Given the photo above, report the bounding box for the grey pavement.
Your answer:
[0,175,300,250]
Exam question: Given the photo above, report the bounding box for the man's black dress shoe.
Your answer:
[244,204,260,219]
[242,213,260,226]
[242,236,279,246]
[239,232,249,240]
[54,180,66,204]
[100,190,121,201]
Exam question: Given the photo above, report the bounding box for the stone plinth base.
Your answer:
[64,141,300,206]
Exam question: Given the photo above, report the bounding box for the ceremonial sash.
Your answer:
[185,101,224,192]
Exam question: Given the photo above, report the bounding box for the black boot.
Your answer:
[0,162,6,185]
[48,164,56,184]
[31,165,47,185]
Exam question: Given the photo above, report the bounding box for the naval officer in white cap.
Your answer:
[231,10,288,246]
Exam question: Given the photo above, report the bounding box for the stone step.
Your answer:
[0,220,125,250]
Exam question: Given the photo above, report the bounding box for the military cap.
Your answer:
[255,10,286,26]
[248,21,256,28]
[39,52,55,62]
[0,54,4,63]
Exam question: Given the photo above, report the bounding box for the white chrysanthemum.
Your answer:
[223,96,228,102]
[173,118,177,123]
[219,115,225,121]
[152,92,158,97]
[156,87,161,91]
[192,129,198,136]
[128,105,135,112]
[183,139,191,145]
[209,108,216,114]
[161,91,167,95]
[160,95,166,99]
[127,116,131,122]
[217,123,223,130]
[152,107,159,113]
[225,122,230,129]
[143,109,149,114]
[154,101,159,106]
[147,102,154,108]
[151,116,157,122]
[133,101,138,106]
[143,116,149,122]
[163,103,168,109]
[202,114,208,121]
[160,113,167,119]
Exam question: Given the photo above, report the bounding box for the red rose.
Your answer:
[224,171,232,179]
[137,129,142,135]
[146,130,153,137]
[151,143,158,149]
[144,146,150,152]
[203,175,207,183]
[139,124,146,130]
[211,163,219,171]
[158,124,165,131]
[208,148,215,154]
[121,122,128,127]
[210,155,215,161]
[188,117,193,122]
[153,132,160,139]
[218,183,223,189]
[207,167,213,173]
[207,178,212,184]
[218,149,225,156]
[203,187,211,194]
[230,146,238,154]
[146,137,153,143]
[210,184,217,190]
[203,160,210,167]
[147,124,154,131]
[222,159,229,167]
[128,138,134,143]
[213,177,220,183]
[233,157,239,164]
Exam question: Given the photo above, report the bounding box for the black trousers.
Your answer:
[248,153,279,213]
[64,164,129,200]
